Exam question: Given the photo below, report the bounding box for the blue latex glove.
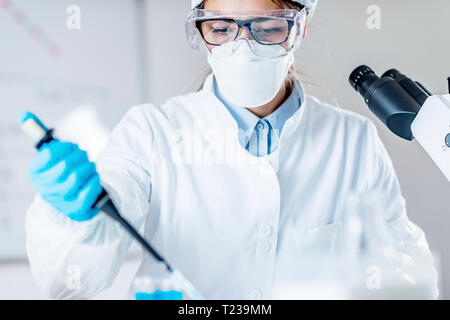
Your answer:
[29,140,102,221]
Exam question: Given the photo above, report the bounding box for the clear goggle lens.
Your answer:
[200,17,293,46]
[186,9,307,55]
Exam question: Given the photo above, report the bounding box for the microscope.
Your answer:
[349,66,450,182]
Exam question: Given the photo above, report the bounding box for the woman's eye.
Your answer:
[258,27,283,34]
[212,27,230,34]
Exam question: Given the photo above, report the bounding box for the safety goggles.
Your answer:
[186,9,307,54]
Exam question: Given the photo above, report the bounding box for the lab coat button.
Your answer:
[248,288,263,299]
[259,224,272,237]
[257,241,271,253]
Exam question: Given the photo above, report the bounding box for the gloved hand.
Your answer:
[29,140,102,221]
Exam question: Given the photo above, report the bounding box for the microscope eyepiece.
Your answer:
[382,69,430,105]
[349,65,377,93]
[382,69,402,79]
[349,65,426,141]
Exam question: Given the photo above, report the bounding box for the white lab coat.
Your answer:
[25,75,439,300]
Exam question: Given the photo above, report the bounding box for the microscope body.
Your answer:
[349,66,450,182]
[411,94,450,181]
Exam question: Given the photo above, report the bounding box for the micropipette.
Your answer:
[19,111,204,300]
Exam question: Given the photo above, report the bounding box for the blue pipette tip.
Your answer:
[18,111,48,131]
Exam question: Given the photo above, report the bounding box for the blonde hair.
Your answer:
[195,0,306,92]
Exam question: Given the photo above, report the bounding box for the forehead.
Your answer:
[203,0,284,11]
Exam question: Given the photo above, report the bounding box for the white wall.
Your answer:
[144,0,450,297]
[0,0,145,259]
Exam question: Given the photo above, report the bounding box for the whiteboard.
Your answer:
[0,0,146,259]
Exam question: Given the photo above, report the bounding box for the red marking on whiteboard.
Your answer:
[30,26,42,39]
[13,9,24,22]
[1,0,11,9]
[2,0,63,58]
[49,45,62,57]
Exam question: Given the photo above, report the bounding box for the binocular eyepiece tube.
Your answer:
[349,65,431,141]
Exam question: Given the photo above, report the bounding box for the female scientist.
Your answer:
[26,0,439,299]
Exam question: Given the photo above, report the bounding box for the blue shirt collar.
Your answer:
[213,77,302,143]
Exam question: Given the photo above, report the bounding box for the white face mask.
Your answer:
[207,40,294,108]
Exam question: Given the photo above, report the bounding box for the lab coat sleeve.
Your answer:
[363,120,439,299]
[25,106,154,299]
